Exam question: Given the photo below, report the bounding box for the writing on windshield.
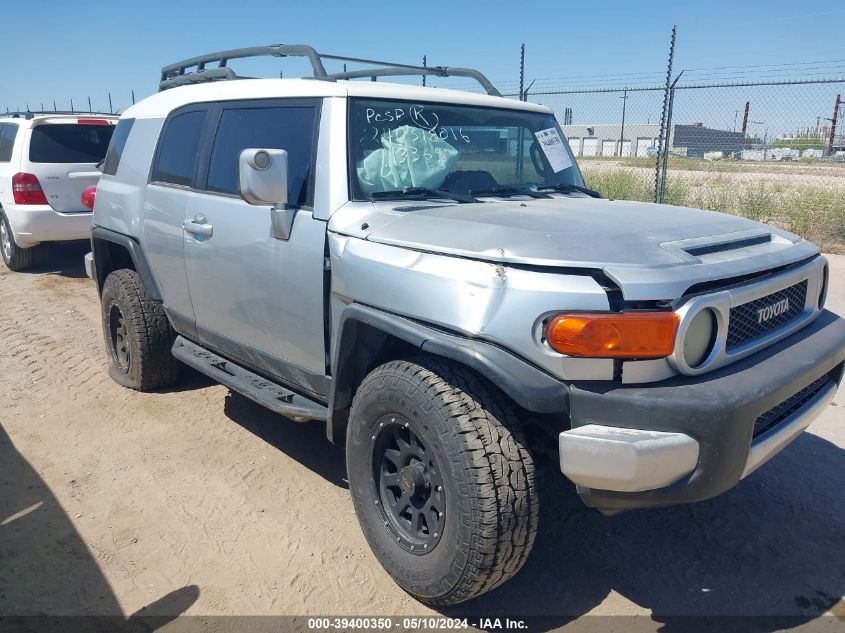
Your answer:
[349,98,584,198]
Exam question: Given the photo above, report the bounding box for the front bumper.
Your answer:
[3,204,93,247]
[560,309,845,513]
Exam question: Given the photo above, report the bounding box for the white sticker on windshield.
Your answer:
[534,127,573,173]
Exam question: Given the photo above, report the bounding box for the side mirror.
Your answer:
[238,148,288,206]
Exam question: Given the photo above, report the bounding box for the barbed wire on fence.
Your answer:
[6,56,843,249]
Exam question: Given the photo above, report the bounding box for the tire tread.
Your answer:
[352,357,538,605]
[102,269,179,391]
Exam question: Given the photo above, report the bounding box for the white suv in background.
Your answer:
[0,112,117,271]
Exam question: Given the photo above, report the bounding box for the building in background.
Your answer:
[562,122,745,159]
[562,123,660,158]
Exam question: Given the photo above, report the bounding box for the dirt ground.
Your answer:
[1,243,845,628]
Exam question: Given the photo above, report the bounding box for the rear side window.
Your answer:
[102,118,135,176]
[0,124,18,162]
[29,124,115,163]
[206,106,317,205]
[152,110,207,186]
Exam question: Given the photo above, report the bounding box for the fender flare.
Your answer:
[91,226,162,301]
[326,303,570,443]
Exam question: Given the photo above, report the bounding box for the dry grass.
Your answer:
[582,160,845,252]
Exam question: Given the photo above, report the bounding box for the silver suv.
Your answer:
[87,45,845,605]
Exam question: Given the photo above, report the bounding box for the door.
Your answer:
[183,100,328,386]
[26,120,115,212]
[567,137,580,156]
[582,138,599,156]
[144,106,210,333]
[620,140,632,157]
[636,137,652,157]
[601,139,617,157]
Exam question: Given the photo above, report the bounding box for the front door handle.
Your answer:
[183,214,213,239]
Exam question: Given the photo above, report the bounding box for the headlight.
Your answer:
[683,308,717,367]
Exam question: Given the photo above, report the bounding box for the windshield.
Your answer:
[348,98,584,199]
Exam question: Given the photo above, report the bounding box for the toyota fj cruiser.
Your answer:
[0,111,116,271]
[87,45,845,605]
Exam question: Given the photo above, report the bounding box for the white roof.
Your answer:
[0,113,119,126]
[122,78,552,119]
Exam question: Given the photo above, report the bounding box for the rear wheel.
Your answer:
[346,357,538,605]
[0,211,34,272]
[101,269,180,391]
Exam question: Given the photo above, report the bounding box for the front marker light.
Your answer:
[546,312,680,359]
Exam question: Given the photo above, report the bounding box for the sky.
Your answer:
[1,0,844,125]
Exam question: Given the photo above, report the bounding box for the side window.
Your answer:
[0,124,18,162]
[206,106,316,206]
[151,110,207,186]
[102,118,135,176]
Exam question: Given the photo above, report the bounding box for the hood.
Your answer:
[329,197,819,300]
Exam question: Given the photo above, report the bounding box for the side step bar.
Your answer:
[171,336,328,422]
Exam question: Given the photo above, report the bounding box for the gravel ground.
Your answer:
[1,244,843,629]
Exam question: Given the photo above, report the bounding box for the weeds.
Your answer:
[582,167,845,251]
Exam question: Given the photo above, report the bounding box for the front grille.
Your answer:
[727,280,807,349]
[752,373,833,439]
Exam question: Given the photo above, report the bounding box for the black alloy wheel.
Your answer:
[372,414,445,554]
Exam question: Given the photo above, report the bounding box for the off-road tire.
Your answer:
[346,357,538,606]
[0,211,35,272]
[101,269,180,391]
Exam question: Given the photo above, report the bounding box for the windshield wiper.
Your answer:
[536,183,603,198]
[470,185,551,199]
[370,187,477,204]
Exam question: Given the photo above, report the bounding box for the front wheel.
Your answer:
[0,211,34,272]
[346,358,538,605]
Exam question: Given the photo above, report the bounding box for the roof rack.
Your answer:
[159,44,502,97]
[2,110,117,120]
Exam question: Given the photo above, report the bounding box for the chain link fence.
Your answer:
[527,78,845,250]
[9,59,845,250]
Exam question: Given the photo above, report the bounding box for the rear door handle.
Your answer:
[183,214,213,239]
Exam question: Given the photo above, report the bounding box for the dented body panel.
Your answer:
[328,233,615,381]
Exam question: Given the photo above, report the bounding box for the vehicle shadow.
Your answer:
[222,391,349,489]
[158,364,218,393]
[441,428,845,631]
[20,240,91,278]
[0,423,199,624]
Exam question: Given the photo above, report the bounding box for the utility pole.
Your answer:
[131,90,135,105]
[827,94,841,157]
[619,88,628,157]
[517,43,526,179]
[88,96,92,113]
[108,92,113,114]
[741,101,750,134]
[422,55,426,87]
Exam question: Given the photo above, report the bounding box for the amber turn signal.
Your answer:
[546,312,680,358]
